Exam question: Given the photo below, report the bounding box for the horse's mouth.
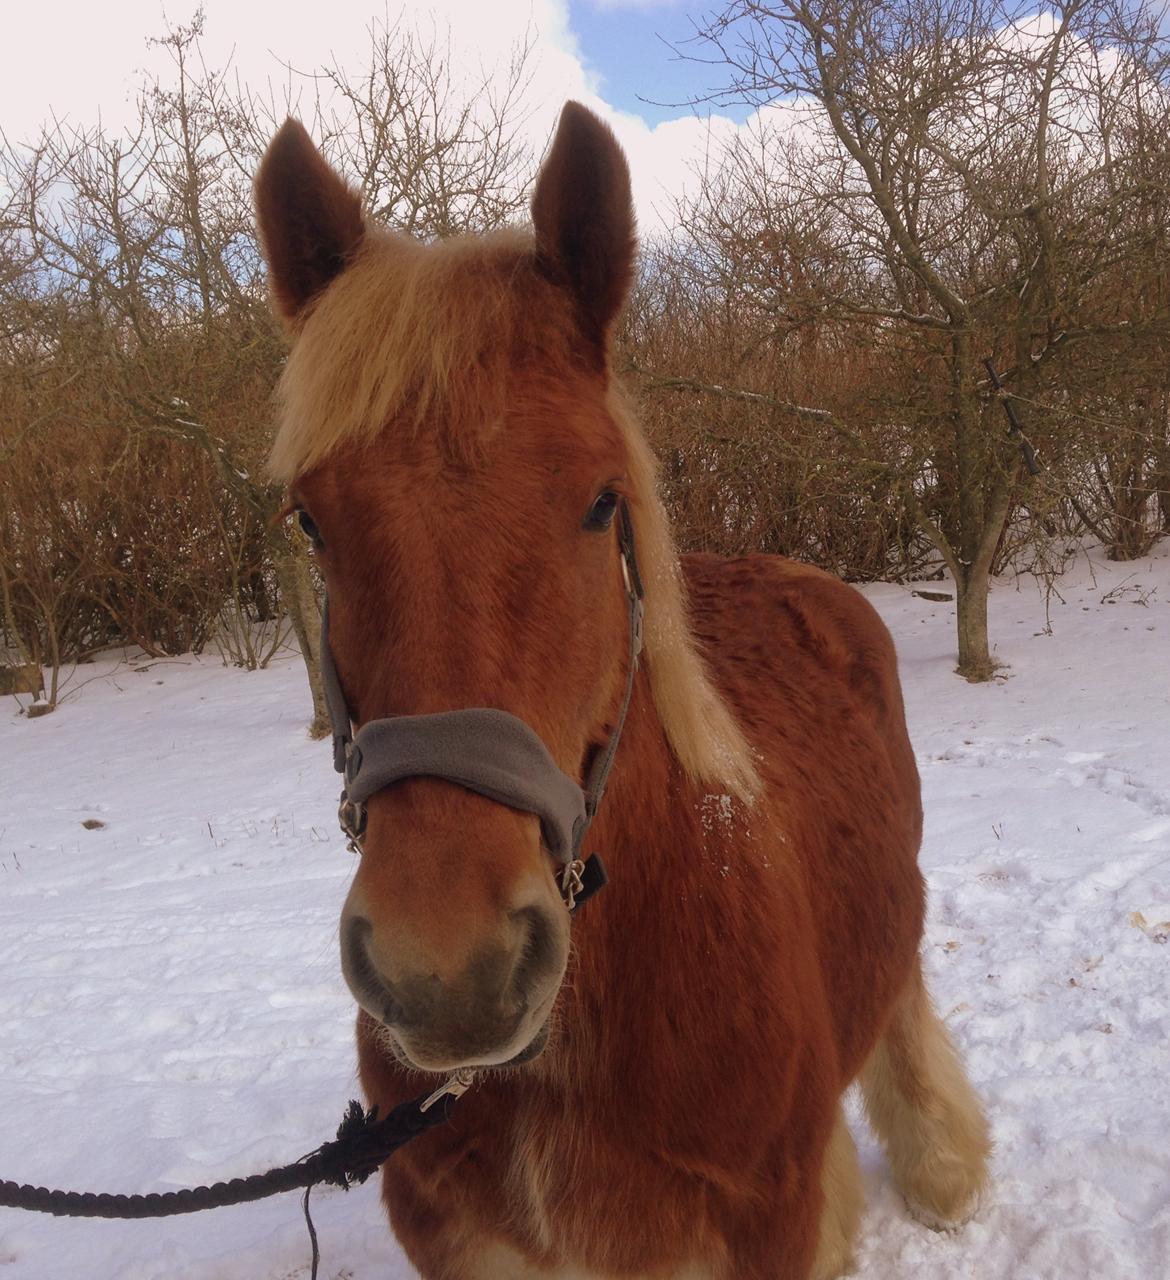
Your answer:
[501,1019,550,1066]
[379,1015,552,1076]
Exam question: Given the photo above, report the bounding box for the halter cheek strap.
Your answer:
[321,504,645,913]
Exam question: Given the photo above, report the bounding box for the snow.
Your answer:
[1,543,1168,1278]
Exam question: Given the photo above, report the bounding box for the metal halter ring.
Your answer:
[560,858,586,911]
[338,796,367,852]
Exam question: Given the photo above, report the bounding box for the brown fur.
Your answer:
[256,102,989,1279]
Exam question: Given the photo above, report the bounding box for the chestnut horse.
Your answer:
[255,103,989,1280]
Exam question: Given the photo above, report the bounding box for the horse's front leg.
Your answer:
[384,1156,729,1280]
[448,1240,720,1280]
[717,1124,850,1280]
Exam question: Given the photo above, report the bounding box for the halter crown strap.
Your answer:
[579,502,644,824]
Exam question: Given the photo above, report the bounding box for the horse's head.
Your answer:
[255,105,643,1073]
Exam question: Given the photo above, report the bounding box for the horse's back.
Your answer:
[685,553,913,755]
[684,552,926,1076]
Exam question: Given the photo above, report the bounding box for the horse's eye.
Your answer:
[584,490,620,532]
[297,508,324,549]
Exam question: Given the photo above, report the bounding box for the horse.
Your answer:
[254,101,990,1280]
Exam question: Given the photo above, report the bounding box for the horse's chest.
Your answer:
[389,1117,720,1279]
[494,1107,724,1279]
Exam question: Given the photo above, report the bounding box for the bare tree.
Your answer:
[689,0,1170,676]
[307,19,536,237]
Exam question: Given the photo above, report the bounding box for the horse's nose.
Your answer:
[341,904,561,1067]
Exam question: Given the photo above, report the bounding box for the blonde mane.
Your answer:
[270,231,759,803]
[269,226,574,480]
[610,389,760,804]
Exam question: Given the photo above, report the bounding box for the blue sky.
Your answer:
[569,1,753,124]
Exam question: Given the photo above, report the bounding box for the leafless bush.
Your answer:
[0,12,535,724]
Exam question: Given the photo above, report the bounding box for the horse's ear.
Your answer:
[531,102,636,353]
[254,119,365,330]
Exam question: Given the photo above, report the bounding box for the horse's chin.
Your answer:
[378,1017,552,1076]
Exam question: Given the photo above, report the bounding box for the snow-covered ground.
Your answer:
[1,543,1167,1279]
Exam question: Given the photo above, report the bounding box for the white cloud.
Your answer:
[1,2,587,142]
[0,0,768,235]
[579,102,745,231]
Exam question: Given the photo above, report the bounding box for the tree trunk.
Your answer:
[956,461,1016,681]
[954,565,995,681]
[271,542,329,739]
[909,436,1014,682]
[949,333,1003,680]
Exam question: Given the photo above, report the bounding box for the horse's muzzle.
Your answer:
[341,906,563,1071]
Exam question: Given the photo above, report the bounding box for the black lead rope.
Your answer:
[0,1091,457,1278]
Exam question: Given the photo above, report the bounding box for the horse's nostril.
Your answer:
[340,898,566,1066]
[343,915,405,1025]
[509,903,559,1006]
[343,914,372,979]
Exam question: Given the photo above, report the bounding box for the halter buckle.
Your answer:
[419,1067,477,1113]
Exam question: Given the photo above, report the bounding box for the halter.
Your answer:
[321,503,645,914]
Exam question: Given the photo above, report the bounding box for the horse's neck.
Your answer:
[561,671,753,1057]
[597,669,697,884]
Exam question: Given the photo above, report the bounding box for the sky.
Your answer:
[0,0,756,231]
